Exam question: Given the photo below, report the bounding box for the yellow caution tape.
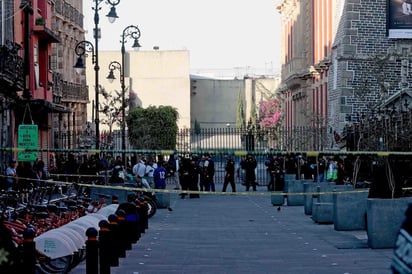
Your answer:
[0,174,400,198]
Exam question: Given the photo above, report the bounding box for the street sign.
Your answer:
[17,124,38,162]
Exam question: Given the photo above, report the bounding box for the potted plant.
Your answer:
[366,156,412,248]
[35,16,45,26]
[333,155,369,230]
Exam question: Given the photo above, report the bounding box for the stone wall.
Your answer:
[329,0,412,136]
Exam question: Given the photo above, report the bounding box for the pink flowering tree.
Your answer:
[258,99,282,129]
[258,98,282,148]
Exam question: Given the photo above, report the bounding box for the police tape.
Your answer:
[0,174,404,197]
[72,182,370,197]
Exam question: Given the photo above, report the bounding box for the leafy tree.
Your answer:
[194,119,201,134]
[236,90,246,129]
[99,86,129,144]
[250,102,258,129]
[127,105,179,149]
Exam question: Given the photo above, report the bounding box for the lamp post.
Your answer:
[74,40,97,148]
[105,60,122,157]
[119,25,141,165]
[74,0,120,150]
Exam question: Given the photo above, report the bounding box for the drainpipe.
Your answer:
[20,0,33,100]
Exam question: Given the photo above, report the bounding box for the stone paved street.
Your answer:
[70,183,393,274]
[69,185,394,274]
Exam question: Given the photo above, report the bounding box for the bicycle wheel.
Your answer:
[37,255,72,274]
[142,195,157,218]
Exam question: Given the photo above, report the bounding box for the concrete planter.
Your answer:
[270,191,284,206]
[333,189,369,231]
[312,184,352,224]
[367,197,412,248]
[155,192,170,208]
[303,182,316,215]
[285,179,304,206]
[284,174,296,182]
[317,182,337,203]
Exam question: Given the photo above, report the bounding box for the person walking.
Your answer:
[153,161,167,189]
[179,157,191,198]
[202,153,215,192]
[326,158,338,182]
[188,157,200,198]
[198,154,207,191]
[133,156,146,186]
[144,158,156,188]
[265,155,276,191]
[5,159,17,191]
[167,153,181,190]
[35,160,48,187]
[222,154,236,192]
[241,153,257,191]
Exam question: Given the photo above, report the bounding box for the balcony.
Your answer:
[52,72,88,103]
[0,42,24,95]
[54,0,83,28]
[61,81,89,102]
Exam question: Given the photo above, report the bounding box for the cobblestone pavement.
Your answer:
[69,184,394,274]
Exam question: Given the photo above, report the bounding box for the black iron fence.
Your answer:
[55,126,329,153]
[344,107,412,151]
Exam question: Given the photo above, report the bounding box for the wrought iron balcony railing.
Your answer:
[54,0,83,28]
[0,41,24,94]
[52,72,88,103]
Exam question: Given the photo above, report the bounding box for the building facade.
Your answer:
[51,0,88,151]
[91,49,279,151]
[0,0,87,171]
[278,0,412,151]
[278,0,333,150]
[328,0,412,151]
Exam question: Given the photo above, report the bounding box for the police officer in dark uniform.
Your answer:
[241,153,258,191]
[188,156,200,198]
[222,154,236,192]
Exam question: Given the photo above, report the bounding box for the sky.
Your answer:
[83,0,282,76]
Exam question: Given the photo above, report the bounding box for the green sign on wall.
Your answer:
[18,124,38,162]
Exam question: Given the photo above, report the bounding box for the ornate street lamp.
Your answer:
[119,25,141,165]
[74,40,98,148]
[106,61,121,83]
[74,0,121,150]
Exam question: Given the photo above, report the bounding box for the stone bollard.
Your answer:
[138,198,149,232]
[86,227,99,274]
[116,209,128,257]
[134,200,144,237]
[129,201,140,243]
[98,220,111,274]
[108,214,120,267]
[123,202,138,247]
[22,227,36,274]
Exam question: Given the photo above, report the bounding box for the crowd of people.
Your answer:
[3,158,51,194]
[1,151,359,198]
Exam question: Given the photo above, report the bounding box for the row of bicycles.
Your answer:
[0,178,159,273]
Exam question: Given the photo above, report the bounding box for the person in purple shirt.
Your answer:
[153,161,167,189]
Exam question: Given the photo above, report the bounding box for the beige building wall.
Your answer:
[87,50,191,131]
[191,77,280,129]
[190,78,244,128]
[87,50,278,139]
[129,50,191,129]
